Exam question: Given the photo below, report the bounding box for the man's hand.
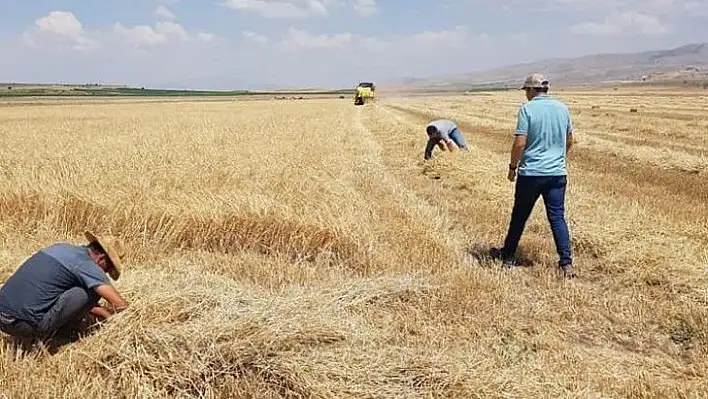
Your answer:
[436,141,447,151]
[89,305,113,320]
[94,284,129,314]
[508,168,517,182]
[445,139,458,152]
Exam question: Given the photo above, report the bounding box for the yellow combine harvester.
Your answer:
[353,82,375,105]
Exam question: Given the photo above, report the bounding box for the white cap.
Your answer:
[521,73,549,89]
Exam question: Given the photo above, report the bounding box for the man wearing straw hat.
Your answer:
[0,231,129,348]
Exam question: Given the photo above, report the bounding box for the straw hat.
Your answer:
[84,231,126,281]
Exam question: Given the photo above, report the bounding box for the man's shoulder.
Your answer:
[41,242,92,266]
[543,96,570,110]
[428,119,453,126]
[551,97,570,110]
[527,96,570,113]
[439,119,458,129]
[45,243,109,283]
[44,242,79,250]
[42,242,83,255]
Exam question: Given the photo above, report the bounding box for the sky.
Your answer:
[0,0,706,89]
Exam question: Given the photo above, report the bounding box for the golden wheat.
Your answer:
[0,88,706,398]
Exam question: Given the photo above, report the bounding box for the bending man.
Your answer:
[0,231,129,349]
[424,119,468,160]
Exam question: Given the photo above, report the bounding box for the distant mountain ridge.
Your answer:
[397,42,708,90]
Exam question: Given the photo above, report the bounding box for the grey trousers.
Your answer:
[0,287,97,341]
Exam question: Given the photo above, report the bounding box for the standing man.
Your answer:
[0,231,130,350]
[424,119,468,160]
[491,74,575,278]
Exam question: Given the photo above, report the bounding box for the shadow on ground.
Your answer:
[467,243,536,268]
[2,315,102,357]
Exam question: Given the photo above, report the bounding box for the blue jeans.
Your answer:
[500,175,572,266]
[424,128,467,159]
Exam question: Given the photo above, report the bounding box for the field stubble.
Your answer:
[0,90,706,398]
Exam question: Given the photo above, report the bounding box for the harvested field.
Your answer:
[0,88,707,398]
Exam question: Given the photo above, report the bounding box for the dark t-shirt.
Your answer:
[0,243,109,326]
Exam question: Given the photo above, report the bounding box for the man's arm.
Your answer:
[566,109,574,153]
[75,263,130,316]
[94,284,129,314]
[89,305,113,319]
[424,138,437,160]
[440,128,458,151]
[510,106,529,169]
[510,135,527,167]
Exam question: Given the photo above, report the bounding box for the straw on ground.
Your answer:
[0,87,706,398]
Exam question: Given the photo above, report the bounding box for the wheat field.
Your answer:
[0,87,706,398]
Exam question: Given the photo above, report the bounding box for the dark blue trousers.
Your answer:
[0,287,96,341]
[501,175,572,266]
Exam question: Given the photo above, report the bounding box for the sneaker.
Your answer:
[559,264,576,279]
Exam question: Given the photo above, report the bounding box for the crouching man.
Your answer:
[0,231,129,350]
[424,119,468,160]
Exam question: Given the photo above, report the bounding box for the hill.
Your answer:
[397,42,708,91]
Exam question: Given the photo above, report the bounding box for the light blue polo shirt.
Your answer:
[515,94,573,176]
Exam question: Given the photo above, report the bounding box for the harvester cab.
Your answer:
[354,82,375,105]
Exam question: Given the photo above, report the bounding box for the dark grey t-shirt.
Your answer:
[0,243,108,326]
